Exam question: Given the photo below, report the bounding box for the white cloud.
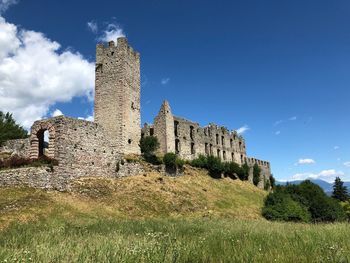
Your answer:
[98,23,125,42]
[297,158,315,165]
[236,125,250,135]
[78,115,94,122]
[292,169,345,182]
[274,120,283,126]
[275,131,281,135]
[0,16,94,129]
[344,162,350,168]
[289,116,297,121]
[87,21,98,34]
[0,0,18,14]
[334,146,340,150]
[51,109,63,117]
[161,78,170,85]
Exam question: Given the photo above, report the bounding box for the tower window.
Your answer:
[128,139,132,144]
[174,121,179,137]
[216,134,219,145]
[150,127,154,136]
[191,142,195,155]
[190,126,194,140]
[175,139,180,154]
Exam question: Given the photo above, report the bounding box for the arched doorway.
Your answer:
[30,122,56,159]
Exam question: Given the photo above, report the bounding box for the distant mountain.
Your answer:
[276,179,350,195]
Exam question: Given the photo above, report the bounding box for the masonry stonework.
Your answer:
[94,38,141,155]
[142,100,272,189]
[0,36,271,190]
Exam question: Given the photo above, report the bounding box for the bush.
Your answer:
[0,155,58,170]
[263,181,347,223]
[190,155,207,168]
[264,179,271,191]
[223,162,241,180]
[206,156,224,178]
[140,136,159,156]
[163,153,177,170]
[175,158,186,169]
[240,163,250,181]
[253,164,261,186]
[270,174,276,189]
[262,191,311,222]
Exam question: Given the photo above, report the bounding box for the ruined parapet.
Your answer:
[94,37,141,155]
[154,100,175,155]
[245,157,271,189]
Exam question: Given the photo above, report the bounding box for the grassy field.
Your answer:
[0,167,349,262]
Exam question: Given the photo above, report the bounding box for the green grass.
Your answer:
[0,217,349,262]
[0,167,349,262]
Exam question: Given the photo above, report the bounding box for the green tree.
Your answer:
[269,174,276,189]
[0,112,28,146]
[241,162,250,181]
[332,177,349,202]
[140,136,159,156]
[253,164,261,186]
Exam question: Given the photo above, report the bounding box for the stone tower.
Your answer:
[94,37,141,154]
[154,100,175,154]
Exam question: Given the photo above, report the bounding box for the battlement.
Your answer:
[245,157,270,168]
[96,37,140,61]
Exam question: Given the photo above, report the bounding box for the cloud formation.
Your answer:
[236,125,250,135]
[0,16,94,128]
[0,0,18,14]
[344,162,350,168]
[161,78,170,85]
[297,158,316,165]
[87,21,98,34]
[51,109,63,117]
[292,169,345,182]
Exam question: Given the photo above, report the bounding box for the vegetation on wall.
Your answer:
[139,136,161,164]
[0,112,28,146]
[0,155,58,171]
[253,163,261,186]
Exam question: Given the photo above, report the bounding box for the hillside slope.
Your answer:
[0,166,267,229]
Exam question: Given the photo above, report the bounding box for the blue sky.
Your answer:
[0,0,349,182]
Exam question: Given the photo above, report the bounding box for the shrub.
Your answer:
[340,201,350,221]
[263,181,347,223]
[175,158,186,169]
[262,191,311,222]
[140,136,159,156]
[240,163,250,181]
[190,155,207,168]
[270,174,276,189]
[264,179,271,191]
[206,156,224,178]
[163,153,177,170]
[0,155,58,170]
[253,164,261,186]
[223,162,241,180]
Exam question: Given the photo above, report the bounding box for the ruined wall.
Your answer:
[94,37,141,155]
[172,117,247,164]
[153,101,175,155]
[0,138,30,157]
[28,116,120,190]
[246,157,271,189]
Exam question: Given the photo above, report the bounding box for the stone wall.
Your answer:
[0,167,55,189]
[94,37,141,155]
[0,138,30,157]
[28,116,120,189]
[246,157,271,189]
[146,101,247,165]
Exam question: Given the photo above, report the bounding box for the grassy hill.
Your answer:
[0,166,349,262]
[0,166,266,230]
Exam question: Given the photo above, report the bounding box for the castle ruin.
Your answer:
[0,37,271,190]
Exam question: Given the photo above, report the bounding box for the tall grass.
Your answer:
[0,217,349,263]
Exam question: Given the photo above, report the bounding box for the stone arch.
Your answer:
[30,122,56,159]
